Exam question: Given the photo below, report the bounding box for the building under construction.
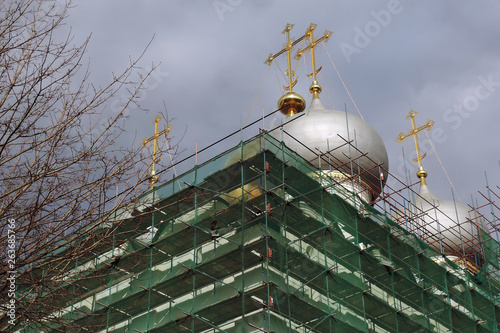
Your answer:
[14,23,500,332]
[15,127,500,332]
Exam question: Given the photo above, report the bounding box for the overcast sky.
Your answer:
[62,0,500,208]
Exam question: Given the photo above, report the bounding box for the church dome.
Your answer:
[396,110,489,264]
[273,97,389,200]
[415,184,488,255]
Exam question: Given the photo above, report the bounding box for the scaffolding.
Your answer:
[15,128,500,332]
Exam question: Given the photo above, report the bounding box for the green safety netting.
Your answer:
[14,133,500,333]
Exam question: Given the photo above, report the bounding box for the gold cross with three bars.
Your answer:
[142,115,172,189]
[396,110,434,184]
[295,23,332,98]
[265,23,332,115]
[265,23,307,92]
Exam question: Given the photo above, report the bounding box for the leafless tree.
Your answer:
[0,1,177,331]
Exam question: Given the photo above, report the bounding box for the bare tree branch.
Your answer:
[0,1,180,330]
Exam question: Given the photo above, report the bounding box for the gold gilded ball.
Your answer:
[278,91,306,117]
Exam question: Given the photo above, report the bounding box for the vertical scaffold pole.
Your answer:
[485,172,499,242]
[386,231,399,331]
[240,140,246,328]
[415,244,430,330]
[465,272,478,327]
[263,148,272,331]
[191,164,199,332]
[277,137,293,331]
[105,220,117,332]
[451,189,467,258]
[442,265,453,330]
[146,186,156,332]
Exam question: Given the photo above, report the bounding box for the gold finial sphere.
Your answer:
[148,172,159,187]
[278,91,306,117]
[417,169,427,179]
[309,81,322,98]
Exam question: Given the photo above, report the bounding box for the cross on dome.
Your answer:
[295,23,333,99]
[142,115,172,189]
[265,23,308,116]
[396,110,434,185]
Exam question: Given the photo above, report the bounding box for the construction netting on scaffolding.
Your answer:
[292,119,500,279]
[262,133,499,332]
[371,157,500,280]
[17,131,500,333]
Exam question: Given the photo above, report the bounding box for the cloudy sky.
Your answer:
[62,0,500,208]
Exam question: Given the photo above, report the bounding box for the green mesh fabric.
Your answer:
[17,133,500,333]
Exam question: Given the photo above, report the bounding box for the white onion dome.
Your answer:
[273,97,389,201]
[415,183,488,255]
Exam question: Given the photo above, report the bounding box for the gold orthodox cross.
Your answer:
[265,23,306,92]
[396,110,434,184]
[142,115,172,189]
[265,23,308,116]
[295,23,332,99]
